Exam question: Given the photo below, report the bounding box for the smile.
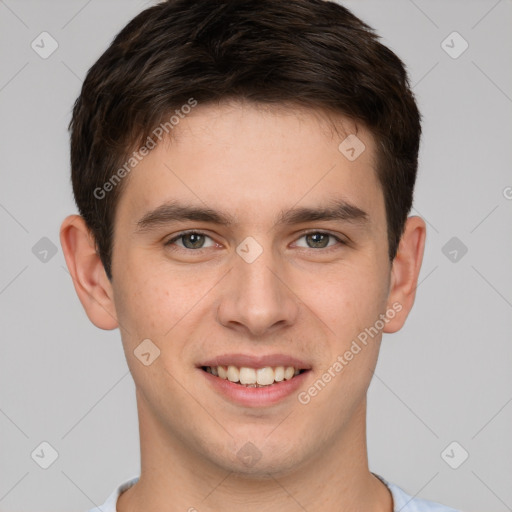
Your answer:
[202,365,305,387]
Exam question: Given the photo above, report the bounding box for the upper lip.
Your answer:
[199,353,311,370]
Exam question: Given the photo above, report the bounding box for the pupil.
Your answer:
[308,233,328,248]
[184,233,204,249]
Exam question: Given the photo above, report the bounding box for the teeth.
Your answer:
[239,367,256,385]
[256,367,275,385]
[206,365,302,386]
[274,366,285,382]
[284,366,295,380]
[227,365,240,383]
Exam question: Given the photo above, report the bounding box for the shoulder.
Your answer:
[88,474,462,512]
[374,473,462,512]
[85,476,140,512]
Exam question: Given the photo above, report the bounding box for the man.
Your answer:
[60,0,460,510]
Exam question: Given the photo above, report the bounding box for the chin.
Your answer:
[205,439,306,479]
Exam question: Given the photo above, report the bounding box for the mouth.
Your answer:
[201,365,308,387]
[197,355,312,407]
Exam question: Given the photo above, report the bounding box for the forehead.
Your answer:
[167,100,365,155]
[115,101,385,230]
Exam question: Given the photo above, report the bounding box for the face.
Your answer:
[108,100,396,475]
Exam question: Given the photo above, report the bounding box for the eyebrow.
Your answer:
[135,198,369,233]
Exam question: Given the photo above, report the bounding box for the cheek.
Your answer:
[311,263,389,339]
[112,253,218,345]
[112,271,194,394]
[111,254,175,342]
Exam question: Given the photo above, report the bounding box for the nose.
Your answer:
[216,243,300,338]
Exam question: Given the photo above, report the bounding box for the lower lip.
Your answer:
[199,369,310,407]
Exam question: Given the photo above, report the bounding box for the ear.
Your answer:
[60,215,118,330]
[383,216,426,333]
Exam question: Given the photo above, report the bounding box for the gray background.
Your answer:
[0,1,511,511]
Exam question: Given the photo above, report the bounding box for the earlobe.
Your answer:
[60,215,119,330]
[383,216,426,333]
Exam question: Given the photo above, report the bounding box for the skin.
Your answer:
[60,99,426,512]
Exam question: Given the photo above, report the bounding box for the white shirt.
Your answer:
[86,473,461,511]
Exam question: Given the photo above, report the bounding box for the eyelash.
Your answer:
[164,230,347,253]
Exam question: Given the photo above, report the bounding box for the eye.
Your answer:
[294,231,345,250]
[164,230,346,252]
[165,231,216,250]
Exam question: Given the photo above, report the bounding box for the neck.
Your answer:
[117,390,393,512]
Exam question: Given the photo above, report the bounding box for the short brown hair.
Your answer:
[69,0,421,280]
